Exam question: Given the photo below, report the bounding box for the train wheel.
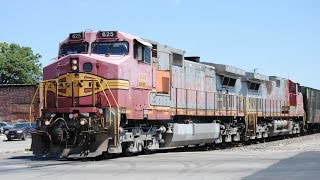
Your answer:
[103,151,113,159]
[206,143,215,150]
[221,141,228,149]
[124,150,133,157]
[123,143,134,157]
[259,138,266,143]
[143,148,151,155]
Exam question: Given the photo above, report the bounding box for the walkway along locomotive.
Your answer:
[30,30,320,158]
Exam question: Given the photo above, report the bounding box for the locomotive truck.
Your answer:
[30,30,320,158]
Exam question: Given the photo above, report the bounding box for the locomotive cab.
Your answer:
[31,31,157,158]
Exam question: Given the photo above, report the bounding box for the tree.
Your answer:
[0,42,42,84]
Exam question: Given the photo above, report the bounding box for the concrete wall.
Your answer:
[0,85,38,123]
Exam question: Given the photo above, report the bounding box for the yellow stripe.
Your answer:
[46,73,129,97]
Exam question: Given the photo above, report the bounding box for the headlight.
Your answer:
[69,113,74,119]
[79,118,87,126]
[70,58,79,72]
[17,130,23,133]
[72,65,78,71]
[44,120,51,126]
[71,59,78,65]
[5,131,9,135]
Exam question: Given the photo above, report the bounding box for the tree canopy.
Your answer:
[0,42,42,84]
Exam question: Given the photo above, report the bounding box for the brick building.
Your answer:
[0,84,39,123]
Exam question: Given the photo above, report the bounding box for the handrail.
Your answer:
[103,79,119,108]
[29,84,40,125]
[29,75,121,146]
[96,80,113,124]
[28,77,120,120]
[29,80,55,125]
[97,80,120,146]
[172,87,280,117]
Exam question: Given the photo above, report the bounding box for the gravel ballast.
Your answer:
[219,133,320,152]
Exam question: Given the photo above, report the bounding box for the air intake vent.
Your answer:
[185,56,200,62]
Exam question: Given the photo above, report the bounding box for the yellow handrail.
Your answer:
[29,84,40,125]
[96,80,113,124]
[103,79,119,108]
[29,79,60,125]
[29,76,121,146]
[97,80,120,146]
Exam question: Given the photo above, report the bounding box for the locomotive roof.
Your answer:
[245,72,269,82]
[202,62,246,77]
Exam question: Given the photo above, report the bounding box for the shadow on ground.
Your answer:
[9,155,59,161]
[243,151,320,180]
[6,146,211,162]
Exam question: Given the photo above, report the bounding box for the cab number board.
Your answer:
[99,31,117,38]
[69,32,84,40]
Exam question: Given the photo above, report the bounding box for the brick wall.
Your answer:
[0,85,38,123]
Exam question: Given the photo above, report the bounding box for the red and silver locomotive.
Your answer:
[31,30,320,158]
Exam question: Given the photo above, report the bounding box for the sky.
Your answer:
[0,0,319,89]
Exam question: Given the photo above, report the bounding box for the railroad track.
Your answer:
[96,131,319,160]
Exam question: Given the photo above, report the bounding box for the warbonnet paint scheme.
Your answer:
[30,31,319,158]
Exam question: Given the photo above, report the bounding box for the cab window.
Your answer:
[91,41,129,55]
[137,45,143,61]
[134,41,151,64]
[59,43,88,56]
[144,47,151,64]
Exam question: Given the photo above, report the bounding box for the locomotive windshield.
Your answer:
[60,43,88,56]
[91,41,129,55]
